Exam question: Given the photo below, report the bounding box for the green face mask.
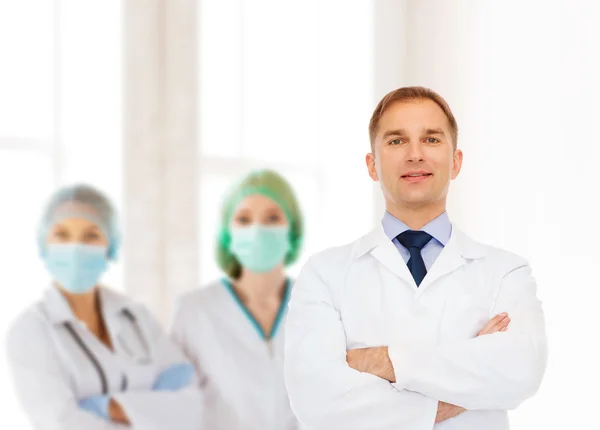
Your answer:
[229,225,291,273]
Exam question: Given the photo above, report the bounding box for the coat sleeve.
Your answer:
[169,294,210,387]
[112,304,203,430]
[5,312,127,430]
[284,256,438,430]
[389,262,548,410]
[169,292,247,430]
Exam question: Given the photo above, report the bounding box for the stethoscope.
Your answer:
[63,309,151,395]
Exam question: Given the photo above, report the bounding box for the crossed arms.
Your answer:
[346,313,510,423]
[284,259,547,430]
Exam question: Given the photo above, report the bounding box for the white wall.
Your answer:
[402,1,600,428]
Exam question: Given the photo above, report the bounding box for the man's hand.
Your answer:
[345,314,512,423]
[478,312,510,336]
[345,313,511,384]
[345,313,511,378]
[346,346,396,382]
[435,401,466,423]
[436,313,511,423]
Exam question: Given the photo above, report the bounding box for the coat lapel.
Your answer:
[355,225,488,295]
[42,285,76,325]
[355,225,415,289]
[417,228,488,295]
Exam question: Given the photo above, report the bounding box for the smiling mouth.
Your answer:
[401,173,432,178]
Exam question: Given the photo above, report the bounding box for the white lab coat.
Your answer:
[284,224,547,430]
[5,286,203,430]
[171,279,299,430]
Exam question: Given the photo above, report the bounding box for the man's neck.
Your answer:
[386,201,447,230]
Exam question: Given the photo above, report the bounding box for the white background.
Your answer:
[196,0,375,283]
[1,0,599,428]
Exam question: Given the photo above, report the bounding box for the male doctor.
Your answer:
[284,86,547,429]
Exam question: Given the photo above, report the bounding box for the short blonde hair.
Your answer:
[369,86,458,150]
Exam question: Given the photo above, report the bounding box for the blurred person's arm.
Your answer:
[169,294,209,384]
[170,293,246,430]
[108,399,130,425]
[6,313,128,430]
[284,256,439,430]
[111,305,204,430]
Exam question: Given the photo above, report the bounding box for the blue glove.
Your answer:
[152,363,195,391]
[79,395,110,420]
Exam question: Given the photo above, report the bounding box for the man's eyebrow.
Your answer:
[382,129,408,139]
[424,128,446,136]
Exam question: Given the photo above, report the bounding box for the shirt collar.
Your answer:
[381,210,452,246]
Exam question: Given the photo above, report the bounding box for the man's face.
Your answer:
[366,99,463,209]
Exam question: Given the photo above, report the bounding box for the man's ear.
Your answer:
[366,152,379,182]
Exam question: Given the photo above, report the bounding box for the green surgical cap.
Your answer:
[216,169,304,279]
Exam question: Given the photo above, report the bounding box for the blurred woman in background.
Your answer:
[171,169,304,430]
[6,184,202,430]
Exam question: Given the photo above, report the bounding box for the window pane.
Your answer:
[55,1,123,292]
[0,149,54,430]
[0,150,55,311]
[198,0,243,158]
[0,0,55,140]
[241,0,319,163]
[57,0,122,199]
[197,1,374,166]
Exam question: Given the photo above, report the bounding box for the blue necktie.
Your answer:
[397,230,433,286]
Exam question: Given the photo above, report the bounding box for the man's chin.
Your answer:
[395,194,441,209]
[399,193,432,205]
